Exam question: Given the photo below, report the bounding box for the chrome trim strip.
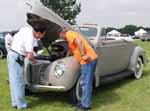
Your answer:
[27,84,66,92]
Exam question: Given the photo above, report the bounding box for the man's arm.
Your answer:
[74,38,91,61]
[74,38,84,56]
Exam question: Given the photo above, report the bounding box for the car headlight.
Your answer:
[54,61,65,78]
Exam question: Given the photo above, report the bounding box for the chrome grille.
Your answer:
[30,63,49,85]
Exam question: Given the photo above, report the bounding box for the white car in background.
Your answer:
[140,34,150,41]
[106,35,134,42]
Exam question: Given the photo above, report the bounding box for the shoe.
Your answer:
[12,106,17,109]
[17,104,30,110]
[75,105,91,111]
[6,80,9,84]
[76,102,81,107]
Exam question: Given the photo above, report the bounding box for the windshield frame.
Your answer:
[79,26,98,38]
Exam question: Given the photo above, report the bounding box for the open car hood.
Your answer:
[26,0,73,48]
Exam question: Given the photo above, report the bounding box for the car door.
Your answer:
[95,40,134,77]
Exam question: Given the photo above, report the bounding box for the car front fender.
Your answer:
[46,56,80,91]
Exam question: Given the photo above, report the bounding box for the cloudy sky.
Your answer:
[0,0,28,31]
[0,0,150,31]
[77,0,150,27]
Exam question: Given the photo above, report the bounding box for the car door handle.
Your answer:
[120,46,125,49]
[89,38,95,40]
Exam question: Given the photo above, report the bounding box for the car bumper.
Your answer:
[27,84,66,92]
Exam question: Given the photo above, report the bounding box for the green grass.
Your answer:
[1,39,150,111]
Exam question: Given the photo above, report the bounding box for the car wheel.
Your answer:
[0,49,4,59]
[69,77,82,104]
[134,57,143,79]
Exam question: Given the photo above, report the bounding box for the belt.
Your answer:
[10,49,25,58]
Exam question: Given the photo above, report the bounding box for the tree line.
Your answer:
[106,25,150,36]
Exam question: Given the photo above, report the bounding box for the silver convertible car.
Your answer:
[24,1,146,103]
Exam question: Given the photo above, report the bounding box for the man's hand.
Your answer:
[82,55,91,61]
[26,52,37,64]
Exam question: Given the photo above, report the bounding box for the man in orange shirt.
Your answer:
[59,29,98,111]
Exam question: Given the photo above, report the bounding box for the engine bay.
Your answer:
[35,40,69,62]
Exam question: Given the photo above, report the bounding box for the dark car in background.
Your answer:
[0,33,7,59]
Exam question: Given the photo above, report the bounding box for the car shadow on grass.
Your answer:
[26,91,72,108]
[91,74,147,110]
[142,68,150,78]
[26,77,134,109]
[26,69,150,109]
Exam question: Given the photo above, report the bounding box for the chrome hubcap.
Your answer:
[136,62,141,72]
[76,79,82,101]
[134,58,143,79]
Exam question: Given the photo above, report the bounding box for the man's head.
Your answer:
[59,28,68,40]
[32,20,47,39]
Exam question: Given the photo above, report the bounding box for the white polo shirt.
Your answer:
[11,27,37,56]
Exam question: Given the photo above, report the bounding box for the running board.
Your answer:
[100,70,133,84]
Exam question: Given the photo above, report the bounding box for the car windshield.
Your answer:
[0,33,4,39]
[79,27,97,37]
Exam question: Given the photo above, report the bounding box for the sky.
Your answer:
[0,0,150,31]
[0,0,28,31]
[76,0,150,28]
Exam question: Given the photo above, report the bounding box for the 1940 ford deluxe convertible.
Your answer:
[24,1,146,103]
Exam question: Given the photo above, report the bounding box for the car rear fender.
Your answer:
[128,46,146,72]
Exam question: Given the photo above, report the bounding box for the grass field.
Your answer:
[0,40,150,111]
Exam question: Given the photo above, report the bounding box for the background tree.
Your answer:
[41,0,81,24]
[119,25,138,35]
[144,27,150,32]
[106,25,140,36]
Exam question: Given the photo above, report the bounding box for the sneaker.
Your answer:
[17,104,30,110]
[12,106,17,109]
[75,105,91,111]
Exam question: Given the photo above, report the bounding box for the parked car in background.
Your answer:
[0,32,5,39]
[140,34,150,41]
[24,0,147,104]
[0,38,7,59]
[132,35,140,39]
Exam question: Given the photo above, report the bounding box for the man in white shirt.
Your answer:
[7,20,46,109]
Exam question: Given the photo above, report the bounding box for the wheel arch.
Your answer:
[128,46,147,72]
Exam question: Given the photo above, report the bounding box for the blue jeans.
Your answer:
[7,51,27,109]
[81,59,97,108]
